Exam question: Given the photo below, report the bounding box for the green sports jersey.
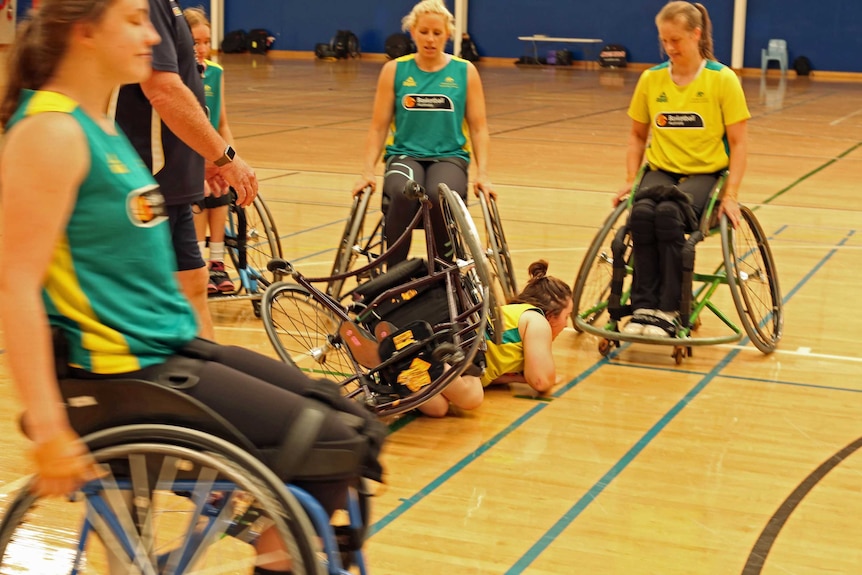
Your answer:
[628,60,751,174]
[202,59,224,130]
[8,90,198,374]
[386,55,471,162]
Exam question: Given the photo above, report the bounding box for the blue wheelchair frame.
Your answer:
[0,377,372,575]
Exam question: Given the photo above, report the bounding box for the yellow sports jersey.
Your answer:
[628,60,750,174]
[481,303,543,387]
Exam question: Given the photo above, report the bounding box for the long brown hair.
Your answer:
[510,260,572,318]
[656,1,715,61]
[0,0,115,128]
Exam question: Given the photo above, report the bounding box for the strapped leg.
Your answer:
[628,198,661,311]
[655,200,688,313]
[608,225,632,322]
[679,231,703,331]
[382,157,426,264]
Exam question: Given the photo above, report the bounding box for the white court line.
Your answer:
[561,327,861,363]
[716,344,862,363]
[214,325,271,333]
[830,108,862,126]
[0,475,33,497]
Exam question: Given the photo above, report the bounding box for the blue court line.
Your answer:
[506,349,744,574]
[277,216,345,241]
[276,211,383,264]
[609,362,862,394]
[368,223,842,538]
[367,361,606,537]
[720,373,862,394]
[504,229,853,574]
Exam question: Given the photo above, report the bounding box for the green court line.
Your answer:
[761,141,862,205]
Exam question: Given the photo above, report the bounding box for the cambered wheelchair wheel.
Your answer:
[328,188,384,301]
[571,201,631,333]
[224,194,283,298]
[478,193,518,303]
[439,184,503,345]
[721,206,783,353]
[0,425,323,575]
[262,282,358,381]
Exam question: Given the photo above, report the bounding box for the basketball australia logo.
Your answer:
[127,184,168,228]
[401,94,454,111]
[655,112,704,128]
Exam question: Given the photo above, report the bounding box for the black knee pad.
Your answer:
[655,201,686,243]
[629,199,657,244]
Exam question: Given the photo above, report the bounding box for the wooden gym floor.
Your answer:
[1,55,861,574]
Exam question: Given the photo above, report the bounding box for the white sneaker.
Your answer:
[622,321,645,335]
[643,310,678,338]
[622,309,655,335]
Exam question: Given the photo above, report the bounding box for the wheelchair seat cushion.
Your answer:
[377,320,445,396]
[353,258,451,333]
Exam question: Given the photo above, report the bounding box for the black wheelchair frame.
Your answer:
[261,182,496,417]
[326,186,519,306]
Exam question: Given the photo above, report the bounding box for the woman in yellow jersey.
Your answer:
[469,261,572,395]
[419,261,570,416]
[351,0,494,266]
[614,1,750,338]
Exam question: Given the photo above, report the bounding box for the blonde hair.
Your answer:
[183,6,210,30]
[656,1,715,61]
[401,0,455,36]
[510,260,572,318]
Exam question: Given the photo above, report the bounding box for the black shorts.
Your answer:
[167,204,205,271]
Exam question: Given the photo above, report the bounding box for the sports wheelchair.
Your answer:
[261,182,498,418]
[206,192,285,317]
[326,185,519,305]
[571,167,783,364]
[0,377,371,575]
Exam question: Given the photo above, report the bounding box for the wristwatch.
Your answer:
[213,145,236,167]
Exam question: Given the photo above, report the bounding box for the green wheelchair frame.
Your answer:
[571,166,784,364]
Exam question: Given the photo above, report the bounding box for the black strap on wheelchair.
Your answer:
[300,379,387,483]
[177,338,385,482]
[679,231,703,332]
[273,410,369,481]
[609,225,632,322]
[234,198,248,271]
[270,402,326,479]
[353,257,426,303]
